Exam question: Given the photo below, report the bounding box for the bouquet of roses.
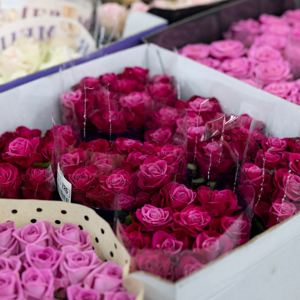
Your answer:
[180,9,300,105]
[0,219,135,300]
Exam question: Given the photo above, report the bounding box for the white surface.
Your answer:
[123,12,167,38]
[0,44,300,299]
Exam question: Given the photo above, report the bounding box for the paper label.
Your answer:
[57,163,72,203]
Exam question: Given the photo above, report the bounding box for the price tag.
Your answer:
[57,163,72,203]
[0,0,26,9]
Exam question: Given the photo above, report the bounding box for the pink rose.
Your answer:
[210,40,245,59]
[67,285,99,300]
[134,249,172,279]
[145,128,173,145]
[259,14,287,25]
[152,230,183,254]
[283,9,300,26]
[0,221,19,257]
[221,58,252,79]
[25,244,62,271]
[174,205,211,235]
[136,205,172,230]
[285,27,300,78]
[226,19,261,46]
[0,271,23,300]
[193,232,234,262]
[84,263,122,293]
[261,23,290,36]
[137,158,169,190]
[22,267,54,300]
[268,200,297,227]
[197,187,239,217]
[180,44,210,60]
[104,169,131,193]
[103,292,135,300]
[3,137,40,168]
[198,58,221,69]
[174,253,203,280]
[13,221,52,250]
[242,79,262,88]
[60,247,101,285]
[253,34,287,50]
[264,82,296,99]
[0,257,21,273]
[252,60,291,87]
[248,46,283,64]
[163,182,196,210]
[0,163,21,198]
[221,214,250,245]
[53,224,92,250]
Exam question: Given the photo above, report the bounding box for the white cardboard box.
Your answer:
[1,44,300,300]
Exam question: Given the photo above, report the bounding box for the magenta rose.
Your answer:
[198,58,221,69]
[90,153,121,176]
[84,263,122,293]
[264,82,296,99]
[22,267,54,300]
[152,106,179,128]
[225,19,261,47]
[0,221,18,257]
[50,125,77,153]
[220,57,252,79]
[210,40,245,59]
[180,44,210,60]
[121,67,149,83]
[3,137,40,168]
[289,153,300,174]
[174,253,203,280]
[163,182,196,210]
[104,169,131,194]
[134,249,172,279]
[0,271,23,300]
[60,247,101,285]
[253,34,287,51]
[67,285,99,300]
[0,257,21,273]
[263,137,287,153]
[174,205,211,235]
[255,150,283,170]
[25,244,62,272]
[126,151,148,169]
[187,96,222,116]
[268,199,297,227]
[145,128,173,145]
[197,187,239,217]
[283,173,300,202]
[15,126,41,139]
[193,232,234,262]
[148,81,176,107]
[240,163,265,189]
[137,158,169,190]
[13,221,52,250]
[221,214,250,245]
[0,163,21,198]
[136,204,172,230]
[249,46,283,64]
[59,149,87,175]
[114,138,143,155]
[53,223,92,250]
[252,60,291,87]
[152,230,183,254]
[103,292,135,300]
[119,91,151,110]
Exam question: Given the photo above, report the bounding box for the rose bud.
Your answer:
[0,271,23,299]
[197,187,239,217]
[13,221,52,250]
[136,205,172,230]
[268,199,297,227]
[0,163,21,198]
[60,247,102,285]
[174,252,203,281]
[137,158,170,190]
[67,285,100,300]
[2,137,41,168]
[53,223,92,251]
[22,267,54,300]
[0,257,21,273]
[173,205,211,236]
[152,230,184,255]
[0,221,19,257]
[134,249,172,280]
[25,244,62,272]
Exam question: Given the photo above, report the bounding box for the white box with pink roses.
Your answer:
[0,44,300,300]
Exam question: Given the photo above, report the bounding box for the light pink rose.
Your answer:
[0,257,21,273]
[67,285,100,300]
[136,204,172,230]
[25,244,62,272]
[0,221,19,257]
[252,60,291,87]
[180,44,210,60]
[210,40,245,59]
[53,224,92,251]
[13,221,52,250]
[221,57,251,79]
[0,271,23,300]
[22,267,54,300]
[248,46,283,64]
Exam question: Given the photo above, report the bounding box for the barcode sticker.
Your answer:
[57,163,72,203]
[0,0,26,9]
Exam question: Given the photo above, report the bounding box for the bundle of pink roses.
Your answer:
[0,220,135,300]
[180,10,300,105]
